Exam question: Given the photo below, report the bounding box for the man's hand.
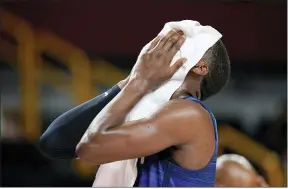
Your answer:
[130,29,187,92]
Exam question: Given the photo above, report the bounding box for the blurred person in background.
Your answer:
[215,154,268,187]
[40,29,231,187]
[1,111,24,141]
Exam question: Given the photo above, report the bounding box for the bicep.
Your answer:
[77,118,175,164]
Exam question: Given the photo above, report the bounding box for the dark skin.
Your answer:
[76,29,215,170]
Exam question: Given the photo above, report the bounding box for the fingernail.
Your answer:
[183,58,187,63]
[178,30,184,35]
[158,33,164,37]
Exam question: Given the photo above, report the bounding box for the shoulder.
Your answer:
[153,98,211,123]
[150,98,213,143]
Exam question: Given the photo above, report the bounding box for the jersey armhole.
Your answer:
[184,96,218,142]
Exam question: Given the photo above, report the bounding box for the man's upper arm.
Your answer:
[76,99,209,164]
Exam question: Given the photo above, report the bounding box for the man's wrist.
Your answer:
[125,78,149,96]
[117,76,130,89]
[117,80,126,89]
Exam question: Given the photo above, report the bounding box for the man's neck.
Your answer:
[170,89,200,100]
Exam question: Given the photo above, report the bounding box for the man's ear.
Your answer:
[191,59,209,76]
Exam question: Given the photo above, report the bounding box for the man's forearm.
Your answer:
[39,84,123,159]
[85,80,145,140]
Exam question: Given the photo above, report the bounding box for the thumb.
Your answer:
[169,58,187,75]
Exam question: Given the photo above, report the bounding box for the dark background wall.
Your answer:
[3,0,286,62]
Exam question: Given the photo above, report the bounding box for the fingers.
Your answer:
[146,35,161,52]
[150,29,185,55]
[162,30,184,52]
[162,33,180,52]
[154,29,177,51]
[169,35,186,57]
[169,58,187,75]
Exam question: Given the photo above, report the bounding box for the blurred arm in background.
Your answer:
[39,78,129,159]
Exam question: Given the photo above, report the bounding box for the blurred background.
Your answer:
[0,0,287,187]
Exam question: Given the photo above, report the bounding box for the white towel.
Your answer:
[93,20,222,187]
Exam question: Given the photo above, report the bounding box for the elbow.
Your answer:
[39,120,77,159]
[75,142,85,159]
[75,142,95,163]
[76,138,103,165]
[38,134,55,158]
[39,132,68,159]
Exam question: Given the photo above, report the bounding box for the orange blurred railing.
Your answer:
[35,30,93,104]
[0,7,126,139]
[0,7,127,176]
[0,7,41,141]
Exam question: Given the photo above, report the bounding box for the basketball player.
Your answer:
[216,154,269,187]
[40,29,230,186]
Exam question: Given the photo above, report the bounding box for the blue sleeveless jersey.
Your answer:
[134,96,218,187]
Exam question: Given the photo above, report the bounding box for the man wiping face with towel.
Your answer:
[39,21,230,187]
